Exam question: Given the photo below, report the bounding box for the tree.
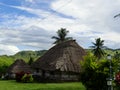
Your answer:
[28,57,33,65]
[52,28,72,44]
[114,51,120,61]
[90,38,105,59]
[80,53,116,90]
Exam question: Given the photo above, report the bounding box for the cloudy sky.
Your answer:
[0,0,120,55]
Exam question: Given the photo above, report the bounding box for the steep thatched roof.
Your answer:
[32,40,86,73]
[7,59,32,73]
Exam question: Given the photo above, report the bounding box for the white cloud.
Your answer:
[51,0,120,47]
[0,0,120,55]
[0,44,20,55]
[10,5,50,17]
[0,26,54,52]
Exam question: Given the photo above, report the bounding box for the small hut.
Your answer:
[7,59,33,79]
[32,40,86,82]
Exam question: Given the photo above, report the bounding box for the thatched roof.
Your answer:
[7,59,32,73]
[32,40,86,73]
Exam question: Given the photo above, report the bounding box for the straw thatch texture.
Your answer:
[7,59,32,74]
[32,40,86,73]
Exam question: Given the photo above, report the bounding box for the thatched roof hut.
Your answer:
[7,59,32,74]
[32,40,86,73]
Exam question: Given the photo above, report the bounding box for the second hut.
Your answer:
[7,59,32,79]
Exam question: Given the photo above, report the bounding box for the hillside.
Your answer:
[0,50,47,64]
[0,49,120,65]
[0,50,46,73]
[14,50,47,62]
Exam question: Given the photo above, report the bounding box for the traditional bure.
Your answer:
[7,59,32,79]
[32,40,86,82]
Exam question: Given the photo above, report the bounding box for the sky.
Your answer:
[0,0,120,55]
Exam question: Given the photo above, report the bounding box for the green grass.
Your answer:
[0,80,86,90]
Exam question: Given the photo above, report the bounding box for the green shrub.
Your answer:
[21,73,33,83]
[80,53,117,90]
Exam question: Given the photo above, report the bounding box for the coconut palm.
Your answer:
[90,38,105,59]
[52,28,72,44]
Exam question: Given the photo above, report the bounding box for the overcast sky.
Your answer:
[0,0,120,55]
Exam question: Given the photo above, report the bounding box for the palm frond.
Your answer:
[51,36,59,40]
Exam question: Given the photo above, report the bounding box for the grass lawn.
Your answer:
[0,80,86,90]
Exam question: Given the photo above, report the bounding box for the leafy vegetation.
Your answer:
[0,80,86,90]
[0,50,47,62]
[80,53,118,90]
[0,55,13,74]
[21,73,33,83]
[28,57,34,65]
[113,51,120,61]
[15,71,33,83]
[13,50,47,62]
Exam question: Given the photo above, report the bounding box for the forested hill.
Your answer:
[0,49,120,63]
[0,50,47,63]
[0,50,47,73]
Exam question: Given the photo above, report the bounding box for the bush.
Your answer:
[80,53,114,90]
[15,71,33,83]
[114,72,120,89]
[21,73,33,83]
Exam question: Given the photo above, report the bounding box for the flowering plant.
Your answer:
[115,72,120,85]
[15,71,32,82]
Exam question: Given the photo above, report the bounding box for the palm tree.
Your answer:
[90,38,105,59]
[52,28,73,44]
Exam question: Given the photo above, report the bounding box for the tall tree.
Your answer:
[52,28,72,44]
[90,38,105,59]
[28,57,33,65]
[114,51,120,61]
[28,53,33,65]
